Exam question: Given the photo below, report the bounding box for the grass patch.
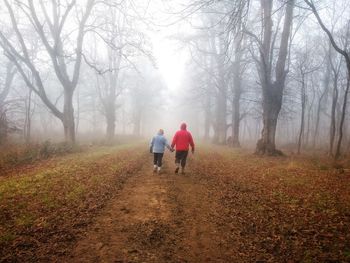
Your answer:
[272,191,291,203]
[66,185,86,201]
[0,143,147,262]
[0,231,16,245]
[42,194,58,209]
[344,249,350,260]
[15,213,34,227]
[312,193,336,212]
[319,164,329,171]
[0,141,83,173]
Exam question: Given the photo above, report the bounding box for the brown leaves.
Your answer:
[189,147,350,262]
[0,145,148,262]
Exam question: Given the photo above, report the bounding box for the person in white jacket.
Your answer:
[150,129,174,173]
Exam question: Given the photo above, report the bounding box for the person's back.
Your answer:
[152,134,168,153]
[171,123,195,174]
[172,123,194,151]
[150,129,173,173]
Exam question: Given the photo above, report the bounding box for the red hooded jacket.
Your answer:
[171,123,195,151]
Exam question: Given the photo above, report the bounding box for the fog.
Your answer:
[0,0,350,156]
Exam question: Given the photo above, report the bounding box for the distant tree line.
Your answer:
[0,0,165,145]
[179,0,350,158]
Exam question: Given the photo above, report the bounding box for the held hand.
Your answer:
[191,149,195,154]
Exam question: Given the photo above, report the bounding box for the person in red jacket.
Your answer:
[171,123,195,174]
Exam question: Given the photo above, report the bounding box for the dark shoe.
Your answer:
[175,167,179,174]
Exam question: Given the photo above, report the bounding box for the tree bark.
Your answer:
[0,62,15,106]
[24,89,32,144]
[297,73,306,154]
[329,57,341,156]
[335,77,350,159]
[0,111,7,145]
[215,85,227,144]
[313,46,331,149]
[204,94,211,140]
[106,100,116,141]
[63,89,75,143]
[133,114,141,137]
[256,0,295,155]
[231,32,243,148]
[210,31,228,145]
[104,51,122,141]
[0,62,16,145]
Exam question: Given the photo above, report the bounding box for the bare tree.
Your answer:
[230,23,247,147]
[250,0,295,155]
[329,53,342,155]
[0,0,95,143]
[0,61,16,144]
[304,0,350,159]
[0,62,16,107]
[313,43,331,149]
[293,47,318,154]
[95,8,125,142]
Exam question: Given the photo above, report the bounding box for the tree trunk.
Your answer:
[215,87,227,144]
[105,100,116,141]
[313,45,331,148]
[257,87,283,155]
[232,97,241,147]
[305,90,314,148]
[0,62,15,106]
[297,74,306,154]
[256,0,294,155]
[203,95,211,140]
[216,50,228,145]
[335,76,350,159]
[104,65,119,141]
[231,68,242,147]
[133,110,141,136]
[231,34,243,148]
[24,89,32,144]
[0,62,16,145]
[63,89,75,143]
[211,31,228,145]
[0,110,7,145]
[75,86,80,136]
[330,74,339,155]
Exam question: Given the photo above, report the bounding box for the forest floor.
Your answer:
[1,143,350,262]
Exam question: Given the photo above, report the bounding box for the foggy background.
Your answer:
[0,0,349,155]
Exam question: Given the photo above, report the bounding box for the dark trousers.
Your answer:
[175,150,188,168]
[153,153,164,167]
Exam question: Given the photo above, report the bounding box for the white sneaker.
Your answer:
[157,167,161,174]
[153,165,157,173]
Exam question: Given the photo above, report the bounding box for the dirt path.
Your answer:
[67,154,227,263]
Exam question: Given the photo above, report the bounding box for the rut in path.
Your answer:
[68,154,228,262]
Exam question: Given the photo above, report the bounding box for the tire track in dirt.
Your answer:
[67,154,228,263]
[167,175,229,262]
